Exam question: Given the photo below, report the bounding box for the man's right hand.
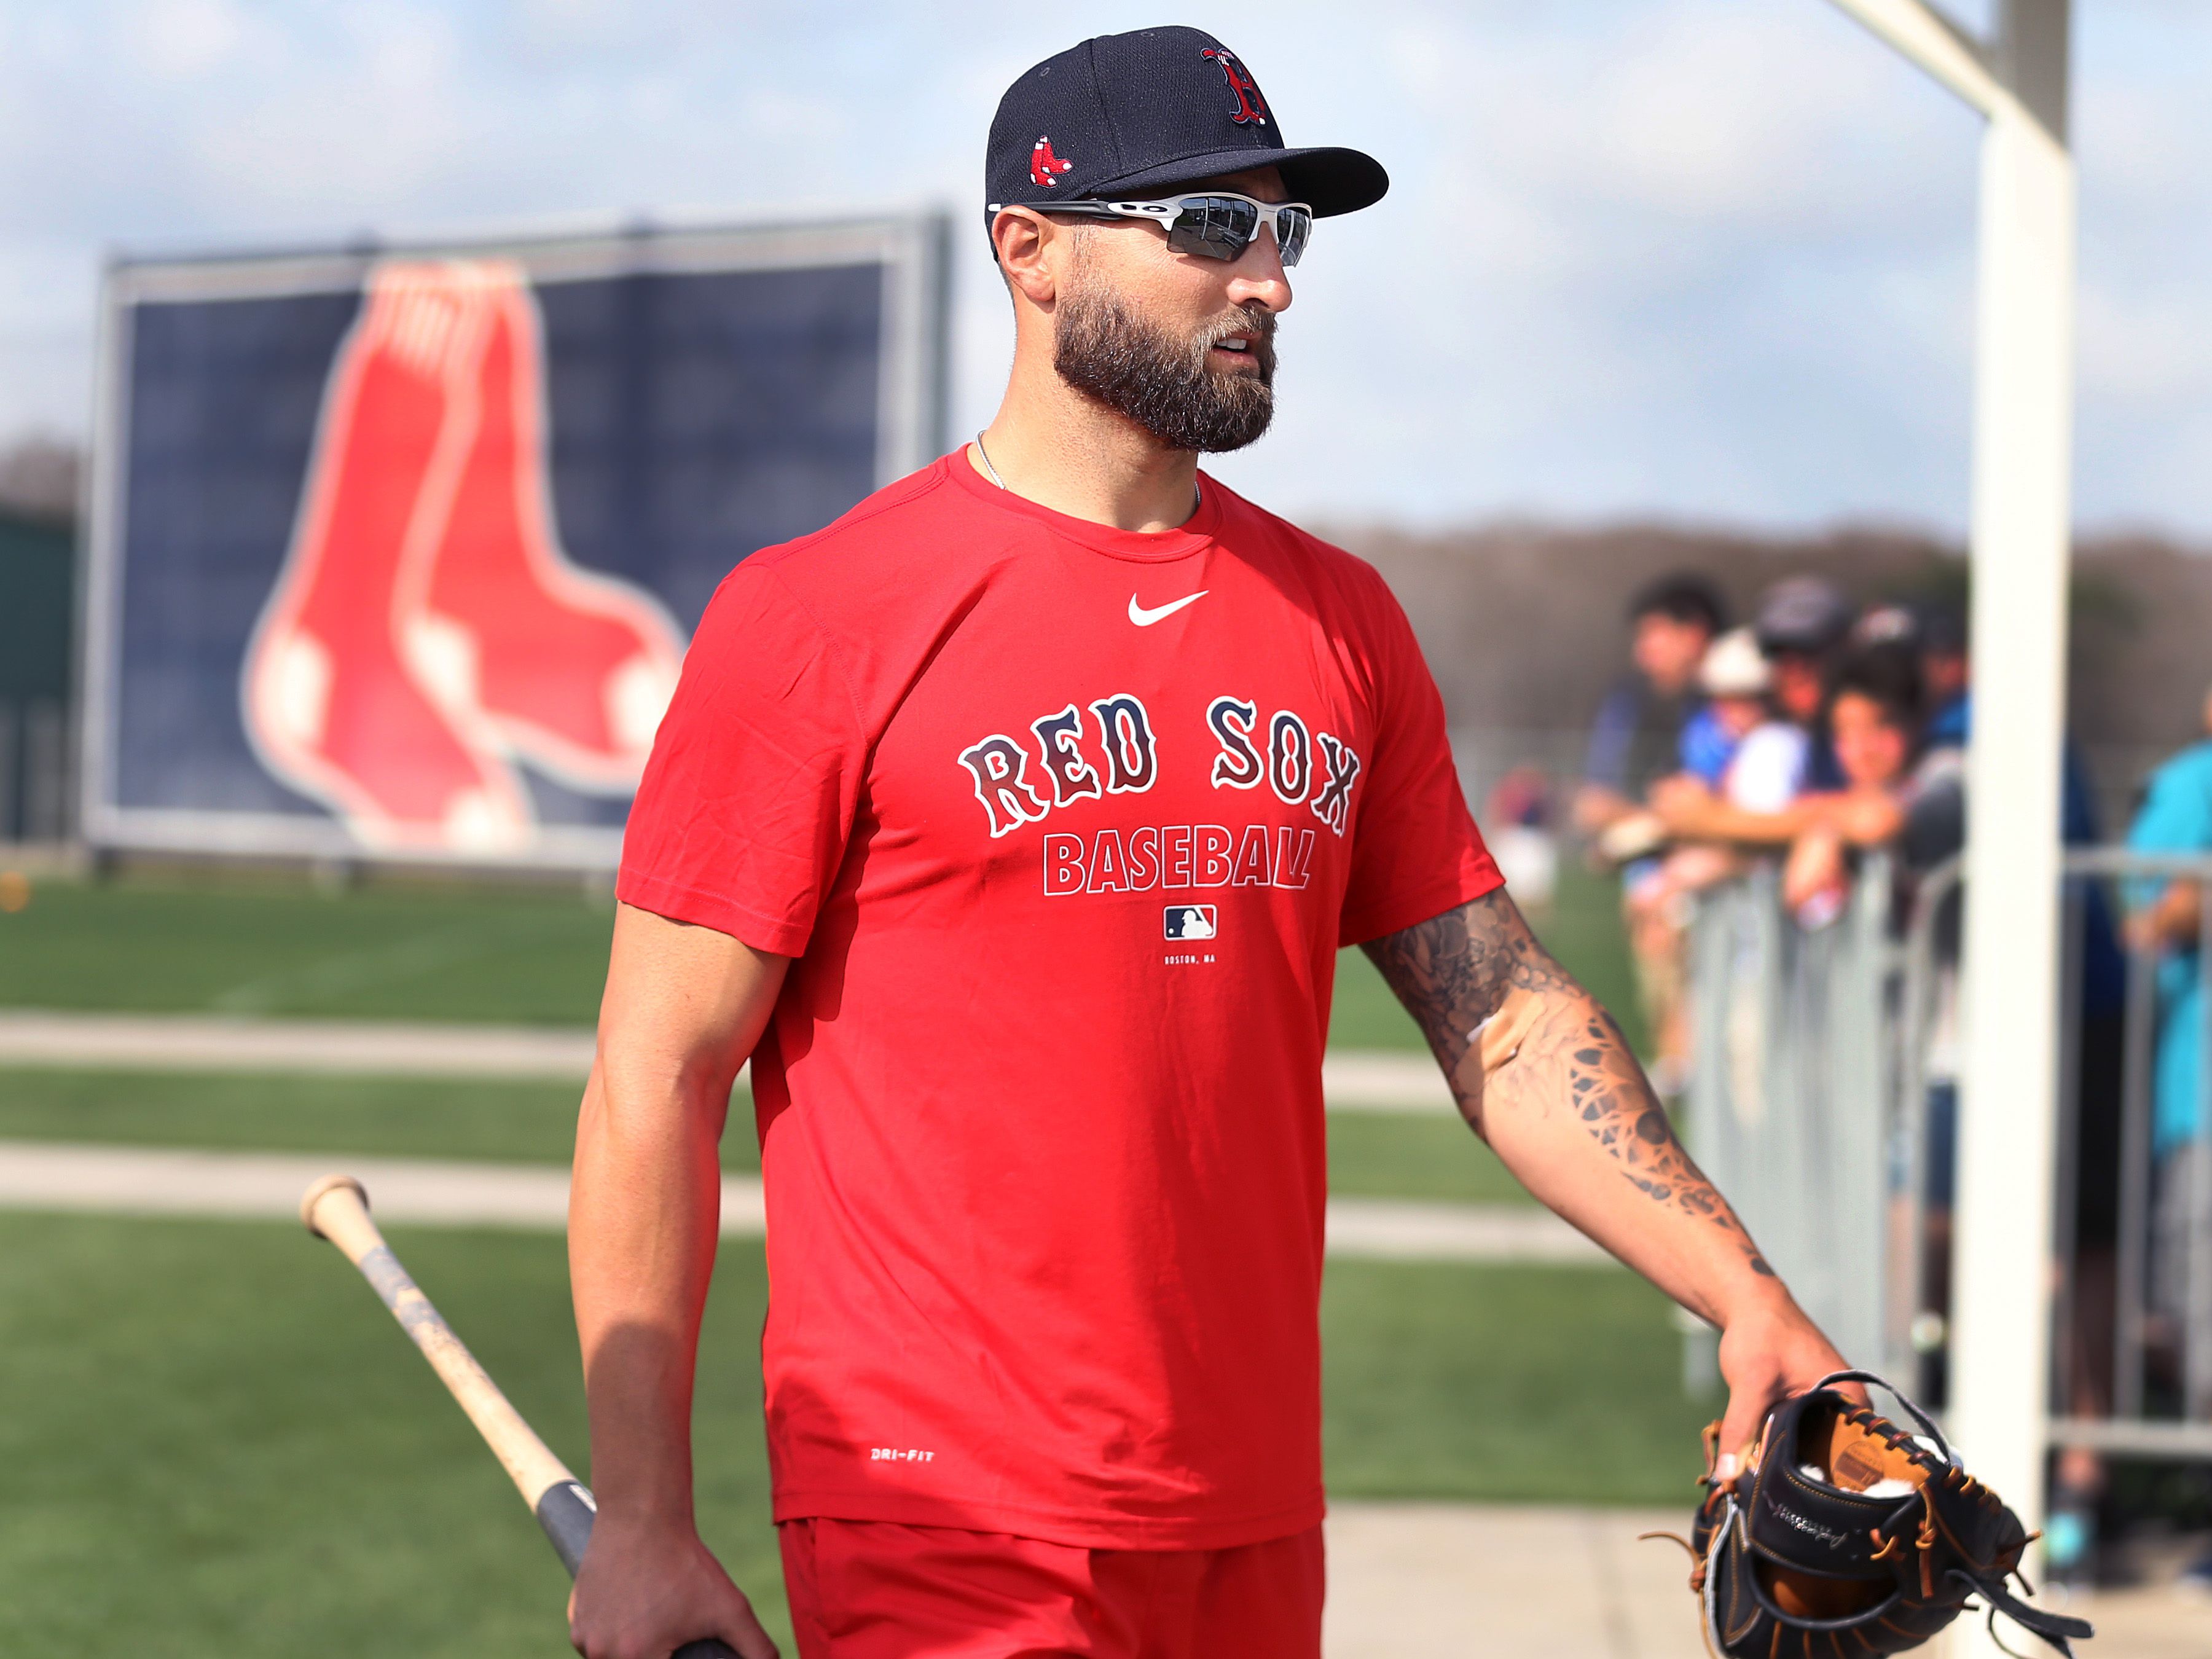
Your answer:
[570,908,792,1659]
[568,1519,780,1659]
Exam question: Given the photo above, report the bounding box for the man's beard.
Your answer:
[1053,276,1277,454]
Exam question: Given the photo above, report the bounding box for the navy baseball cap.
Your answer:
[987,26,1388,222]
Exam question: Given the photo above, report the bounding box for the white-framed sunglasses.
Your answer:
[987,191,1314,267]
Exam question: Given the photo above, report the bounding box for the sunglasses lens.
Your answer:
[1165,196,1261,262]
[1162,197,1312,267]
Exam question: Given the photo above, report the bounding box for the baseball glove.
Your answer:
[1667,1370,2093,1658]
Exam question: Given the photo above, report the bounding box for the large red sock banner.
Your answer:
[243,262,684,852]
[84,217,949,865]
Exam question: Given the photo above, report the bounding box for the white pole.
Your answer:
[1825,0,2001,113]
[1950,6,2074,1649]
[1819,6,2075,1653]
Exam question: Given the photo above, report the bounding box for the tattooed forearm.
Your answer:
[1359,888,1572,1080]
[1549,999,1774,1275]
[1363,891,1773,1278]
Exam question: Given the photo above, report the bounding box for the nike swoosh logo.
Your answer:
[1128,590,1208,627]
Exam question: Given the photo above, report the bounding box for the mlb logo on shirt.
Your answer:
[1163,904,1217,941]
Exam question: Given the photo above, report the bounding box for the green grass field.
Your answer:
[0,860,1685,1655]
[0,860,1644,1054]
[0,1215,1707,1656]
[0,1215,777,1656]
[0,873,618,1024]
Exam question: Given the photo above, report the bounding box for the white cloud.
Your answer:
[134,0,246,80]
[0,0,2205,535]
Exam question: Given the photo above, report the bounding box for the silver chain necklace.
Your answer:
[973,430,1201,509]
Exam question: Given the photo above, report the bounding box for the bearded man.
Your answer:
[567,26,1847,1659]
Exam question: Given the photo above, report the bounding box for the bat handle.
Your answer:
[536,1481,741,1659]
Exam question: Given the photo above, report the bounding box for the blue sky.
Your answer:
[1,0,2206,535]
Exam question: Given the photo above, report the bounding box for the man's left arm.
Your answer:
[1362,886,1849,1465]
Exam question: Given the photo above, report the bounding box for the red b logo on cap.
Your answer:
[1031,136,1073,187]
[1201,47,1268,127]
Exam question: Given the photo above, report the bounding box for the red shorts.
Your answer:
[777,1517,1325,1658]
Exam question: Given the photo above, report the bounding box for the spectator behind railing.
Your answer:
[1481,763,1559,913]
[1573,572,1727,838]
[1598,627,1800,1083]
[1647,645,1953,927]
[1574,571,1727,1094]
[1692,626,1810,811]
[1751,575,1854,792]
[1600,629,1810,892]
[1595,602,1888,1087]
[1918,603,1972,751]
[2123,685,2212,1582]
[2127,687,2211,1161]
[1913,601,2111,852]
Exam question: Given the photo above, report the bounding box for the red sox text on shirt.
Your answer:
[954,691,1364,896]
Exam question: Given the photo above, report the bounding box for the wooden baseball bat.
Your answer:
[301,1174,739,1659]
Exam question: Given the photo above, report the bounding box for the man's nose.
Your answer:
[1228,228,1293,313]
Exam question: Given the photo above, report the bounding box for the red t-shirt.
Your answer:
[618,452,1501,1549]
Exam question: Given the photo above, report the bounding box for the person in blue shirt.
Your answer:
[1677,700,1735,789]
[2119,686,2212,1588]
[1918,604,1972,753]
[2127,692,2212,1271]
[1574,573,1727,836]
[2126,698,2211,1161]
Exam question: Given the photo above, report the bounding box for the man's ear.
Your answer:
[991,208,1063,307]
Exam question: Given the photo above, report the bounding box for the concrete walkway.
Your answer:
[0,1140,1609,1265]
[0,1140,763,1234]
[1321,1502,2211,1659]
[1325,1503,1704,1659]
[0,1010,601,1080]
[0,1010,1459,1113]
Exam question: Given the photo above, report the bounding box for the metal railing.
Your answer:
[1684,858,1897,1376]
[1685,845,2212,1460]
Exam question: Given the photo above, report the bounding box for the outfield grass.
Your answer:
[1336,861,1645,1054]
[0,1213,1712,1657]
[1324,1260,1714,1504]
[0,857,1664,1652]
[1327,1110,1532,1206]
[0,1069,1536,1204]
[0,1213,779,1657]
[0,1070,606,1164]
[0,875,616,1024]
[1330,863,1645,1056]
[0,860,1644,1057]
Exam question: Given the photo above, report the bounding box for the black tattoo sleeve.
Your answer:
[1362,889,1773,1277]
[1357,888,1571,1083]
